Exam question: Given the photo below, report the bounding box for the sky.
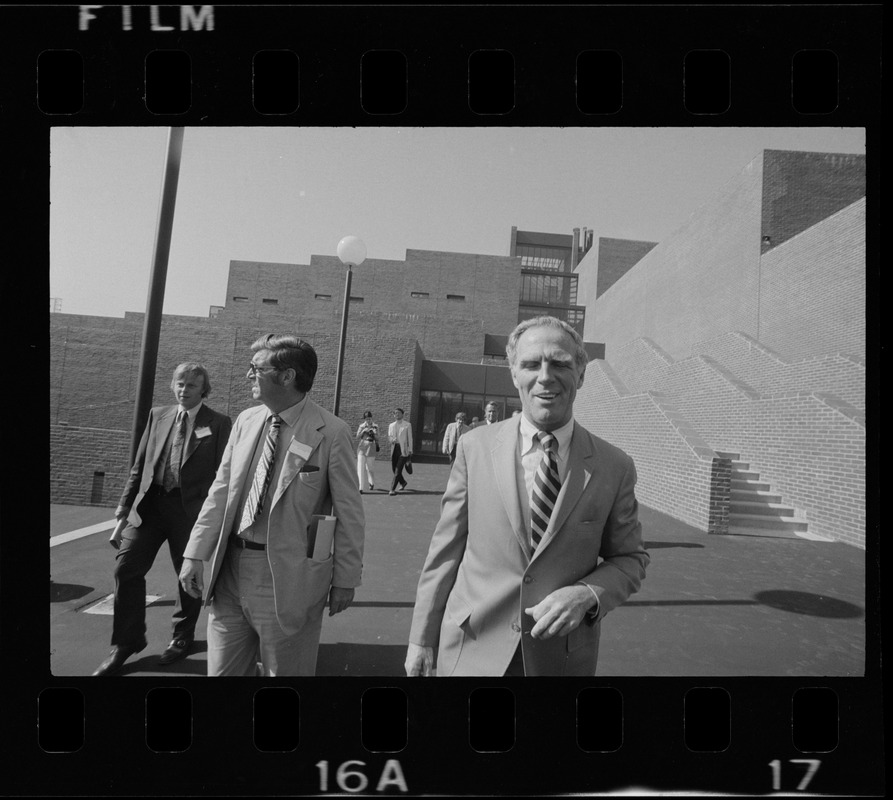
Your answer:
[50,127,865,319]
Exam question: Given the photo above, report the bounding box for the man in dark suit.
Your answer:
[93,363,232,676]
[405,316,649,677]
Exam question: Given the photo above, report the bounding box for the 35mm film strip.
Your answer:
[2,4,881,797]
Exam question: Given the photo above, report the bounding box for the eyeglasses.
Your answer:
[247,362,278,377]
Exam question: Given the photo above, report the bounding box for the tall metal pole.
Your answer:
[332,264,352,418]
[129,127,185,463]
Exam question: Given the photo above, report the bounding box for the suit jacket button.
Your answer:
[523,575,533,583]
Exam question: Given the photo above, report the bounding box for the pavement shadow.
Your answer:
[754,590,863,619]
[111,640,210,676]
[643,541,704,550]
[50,582,94,603]
[316,643,406,677]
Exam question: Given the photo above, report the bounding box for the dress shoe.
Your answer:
[92,640,147,676]
[158,637,193,665]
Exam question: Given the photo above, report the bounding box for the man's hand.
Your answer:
[328,586,355,616]
[524,584,597,640]
[108,518,128,550]
[179,558,204,599]
[404,643,436,676]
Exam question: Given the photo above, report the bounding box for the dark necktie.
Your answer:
[530,431,561,551]
[239,414,282,532]
[162,411,188,492]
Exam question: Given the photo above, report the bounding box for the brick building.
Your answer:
[573,149,866,547]
[51,148,867,549]
[51,245,601,506]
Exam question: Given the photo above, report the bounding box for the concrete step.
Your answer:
[725,525,804,539]
[714,451,740,461]
[730,469,762,481]
[729,488,783,503]
[731,478,772,492]
[730,499,796,516]
[728,513,809,532]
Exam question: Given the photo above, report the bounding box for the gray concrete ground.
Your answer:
[50,462,866,678]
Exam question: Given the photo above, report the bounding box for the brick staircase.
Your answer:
[716,451,810,538]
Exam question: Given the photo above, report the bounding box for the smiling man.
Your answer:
[178,335,365,676]
[93,363,232,676]
[405,316,649,677]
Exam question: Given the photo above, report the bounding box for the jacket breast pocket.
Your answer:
[297,470,322,489]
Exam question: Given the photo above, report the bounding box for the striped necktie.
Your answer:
[239,414,282,532]
[530,431,561,551]
[162,411,188,492]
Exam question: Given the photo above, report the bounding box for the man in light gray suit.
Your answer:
[406,316,649,677]
[179,335,365,676]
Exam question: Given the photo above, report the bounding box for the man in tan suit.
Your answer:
[179,335,365,676]
[441,412,470,464]
[405,316,649,677]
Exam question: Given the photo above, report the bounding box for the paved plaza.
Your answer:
[50,462,867,678]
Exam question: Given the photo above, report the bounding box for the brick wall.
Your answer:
[607,335,866,547]
[761,150,866,251]
[49,312,423,503]
[692,332,865,411]
[223,249,521,360]
[574,361,728,534]
[758,199,865,362]
[593,236,658,298]
[580,152,765,359]
[51,425,131,507]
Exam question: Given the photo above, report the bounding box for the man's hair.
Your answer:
[394,408,404,415]
[505,316,588,371]
[456,412,467,422]
[251,334,318,393]
[170,363,211,398]
[485,401,497,411]
[363,410,373,419]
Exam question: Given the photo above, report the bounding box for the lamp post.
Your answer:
[333,235,366,417]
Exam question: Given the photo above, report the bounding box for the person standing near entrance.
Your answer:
[442,412,470,465]
[388,408,413,495]
[93,363,232,676]
[482,401,500,426]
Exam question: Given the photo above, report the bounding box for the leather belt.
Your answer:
[229,535,266,551]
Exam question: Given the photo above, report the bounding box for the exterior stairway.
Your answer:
[715,451,810,538]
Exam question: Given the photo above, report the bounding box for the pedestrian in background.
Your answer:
[388,407,413,495]
[356,410,379,492]
[442,412,470,465]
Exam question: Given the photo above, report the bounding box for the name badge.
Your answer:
[194,426,212,439]
[288,439,314,460]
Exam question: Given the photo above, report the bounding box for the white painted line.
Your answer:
[50,520,117,548]
[83,593,164,615]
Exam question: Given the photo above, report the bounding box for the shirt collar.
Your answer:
[268,396,307,427]
[519,414,575,460]
[177,400,203,421]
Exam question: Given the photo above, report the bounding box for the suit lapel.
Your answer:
[181,404,210,466]
[150,407,178,469]
[491,416,531,558]
[532,423,595,558]
[271,400,324,509]
[230,406,267,502]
